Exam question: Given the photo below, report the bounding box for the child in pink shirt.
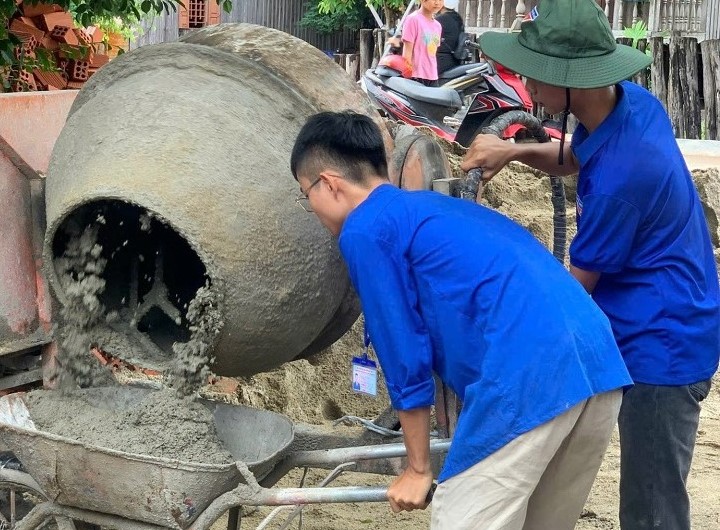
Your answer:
[402,0,443,86]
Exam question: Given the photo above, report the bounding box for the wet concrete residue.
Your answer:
[168,284,223,396]
[49,201,219,397]
[52,222,116,390]
[25,388,234,464]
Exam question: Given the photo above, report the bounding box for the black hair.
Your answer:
[290,111,389,184]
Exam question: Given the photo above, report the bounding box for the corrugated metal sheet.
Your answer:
[130,0,357,53]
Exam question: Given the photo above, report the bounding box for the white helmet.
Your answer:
[444,0,460,9]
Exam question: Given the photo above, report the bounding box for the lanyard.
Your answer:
[362,325,371,359]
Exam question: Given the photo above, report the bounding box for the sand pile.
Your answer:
[231,318,389,424]
[25,388,234,464]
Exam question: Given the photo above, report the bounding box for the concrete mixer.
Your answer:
[38,23,392,379]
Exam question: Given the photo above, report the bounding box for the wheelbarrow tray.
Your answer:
[0,387,294,529]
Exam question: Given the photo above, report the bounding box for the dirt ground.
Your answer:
[205,164,720,529]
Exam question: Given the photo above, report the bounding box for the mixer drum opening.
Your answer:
[50,199,211,369]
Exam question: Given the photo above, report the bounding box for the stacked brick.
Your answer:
[6,2,112,92]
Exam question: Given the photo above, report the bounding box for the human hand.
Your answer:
[387,36,403,49]
[387,467,434,513]
[460,134,515,180]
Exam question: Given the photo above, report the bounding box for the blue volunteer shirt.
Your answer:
[570,81,720,386]
[339,185,632,482]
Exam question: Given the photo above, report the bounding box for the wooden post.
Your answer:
[700,39,720,140]
[333,53,346,70]
[650,36,668,110]
[359,28,374,76]
[647,0,661,33]
[613,0,623,30]
[633,39,649,88]
[372,28,386,68]
[346,53,360,81]
[667,34,701,138]
[667,34,683,136]
[683,37,701,139]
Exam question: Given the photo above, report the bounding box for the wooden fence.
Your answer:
[458,0,712,38]
[130,0,357,53]
[126,0,718,140]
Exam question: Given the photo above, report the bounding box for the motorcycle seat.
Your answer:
[439,62,490,79]
[385,77,463,109]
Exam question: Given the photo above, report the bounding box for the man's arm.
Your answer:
[388,407,434,512]
[569,265,600,294]
[461,134,578,179]
[339,231,436,513]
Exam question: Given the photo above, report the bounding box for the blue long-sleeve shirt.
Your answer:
[338,184,632,482]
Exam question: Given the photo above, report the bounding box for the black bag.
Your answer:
[453,31,470,61]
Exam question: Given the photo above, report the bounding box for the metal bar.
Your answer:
[366,1,385,29]
[255,485,389,506]
[0,368,44,392]
[15,503,168,530]
[0,133,42,181]
[190,483,392,530]
[261,439,451,488]
[286,439,451,467]
[434,376,449,438]
[226,506,241,530]
[257,462,356,530]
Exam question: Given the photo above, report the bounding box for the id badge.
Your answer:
[351,355,378,396]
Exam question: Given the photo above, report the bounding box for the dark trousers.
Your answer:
[618,379,712,529]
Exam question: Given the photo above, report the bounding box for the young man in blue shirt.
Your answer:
[462,0,720,528]
[291,110,632,529]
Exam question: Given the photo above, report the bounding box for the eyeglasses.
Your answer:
[295,177,321,213]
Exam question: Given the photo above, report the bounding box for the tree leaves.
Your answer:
[302,0,405,34]
[0,0,187,73]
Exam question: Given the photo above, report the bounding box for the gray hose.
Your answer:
[464,110,566,263]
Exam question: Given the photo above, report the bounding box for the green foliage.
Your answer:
[92,14,144,42]
[299,0,369,34]
[315,0,406,28]
[623,19,648,49]
[0,0,194,71]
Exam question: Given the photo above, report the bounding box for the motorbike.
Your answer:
[361,39,562,147]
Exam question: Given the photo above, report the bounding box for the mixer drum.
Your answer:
[43,24,389,377]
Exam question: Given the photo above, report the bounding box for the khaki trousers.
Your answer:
[431,389,622,530]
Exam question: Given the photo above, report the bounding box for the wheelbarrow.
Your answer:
[0,386,451,530]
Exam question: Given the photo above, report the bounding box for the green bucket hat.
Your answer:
[479,0,651,89]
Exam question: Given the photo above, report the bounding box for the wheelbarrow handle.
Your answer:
[257,482,437,506]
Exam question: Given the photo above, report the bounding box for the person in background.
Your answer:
[402,0,443,86]
[435,0,464,76]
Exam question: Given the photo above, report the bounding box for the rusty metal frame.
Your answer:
[0,132,53,393]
